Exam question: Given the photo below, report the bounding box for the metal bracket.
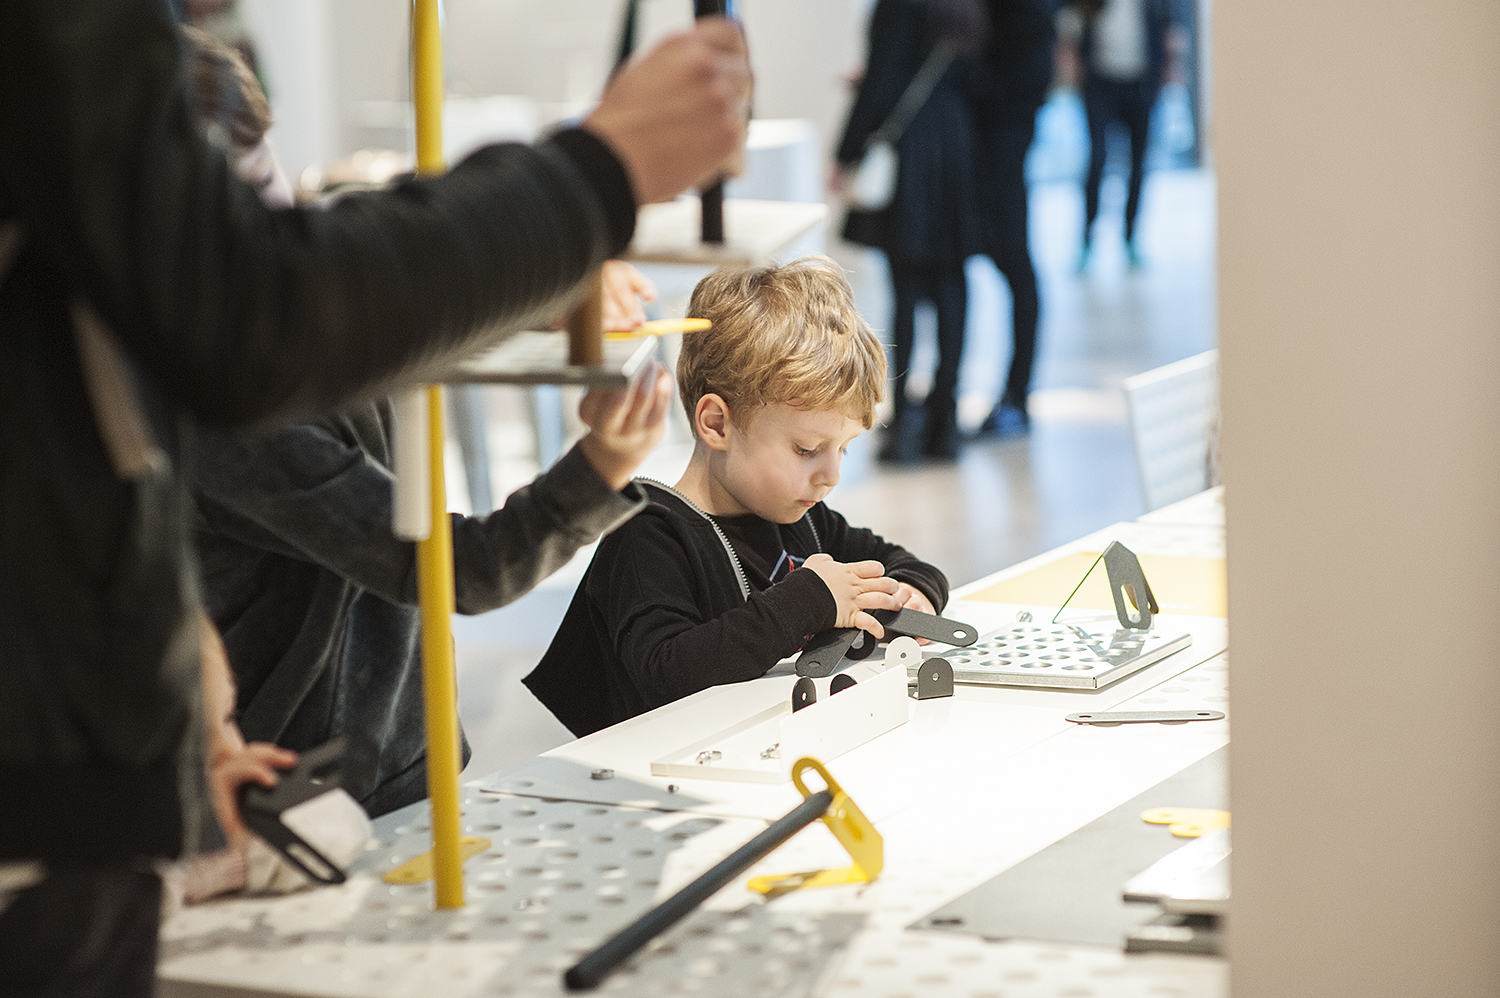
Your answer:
[791,676,817,711]
[240,735,376,885]
[1054,540,1160,631]
[830,673,857,694]
[1065,710,1225,725]
[871,608,978,646]
[794,628,863,677]
[911,657,954,700]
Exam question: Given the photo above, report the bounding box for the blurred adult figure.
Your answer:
[964,0,1057,438]
[837,0,984,462]
[0,2,750,994]
[1067,0,1179,269]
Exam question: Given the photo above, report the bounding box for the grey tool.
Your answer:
[794,628,864,677]
[791,677,817,711]
[871,607,978,647]
[911,657,954,700]
[1065,710,1225,725]
[829,673,857,695]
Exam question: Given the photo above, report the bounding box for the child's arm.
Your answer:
[595,520,846,709]
[188,375,671,615]
[809,505,950,614]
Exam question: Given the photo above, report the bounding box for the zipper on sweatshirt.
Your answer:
[634,478,752,602]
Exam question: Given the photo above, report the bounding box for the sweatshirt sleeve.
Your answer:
[593,519,839,709]
[813,504,949,613]
[188,423,644,614]
[2,0,635,426]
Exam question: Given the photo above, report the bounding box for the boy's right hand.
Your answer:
[803,554,902,638]
[577,362,674,490]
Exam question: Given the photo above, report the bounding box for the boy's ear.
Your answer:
[694,394,733,451]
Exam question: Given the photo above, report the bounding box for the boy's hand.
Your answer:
[803,554,902,638]
[577,362,674,490]
[601,260,658,332]
[893,582,936,616]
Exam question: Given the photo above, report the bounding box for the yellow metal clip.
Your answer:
[747,757,883,897]
[1141,807,1230,838]
[383,836,491,885]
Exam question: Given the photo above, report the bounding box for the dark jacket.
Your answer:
[525,481,948,737]
[837,0,981,268]
[0,0,635,862]
[187,405,645,817]
[964,0,1058,123]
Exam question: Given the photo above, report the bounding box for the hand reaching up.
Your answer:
[577,362,674,490]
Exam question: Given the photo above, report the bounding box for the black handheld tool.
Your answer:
[564,789,834,990]
[239,735,375,885]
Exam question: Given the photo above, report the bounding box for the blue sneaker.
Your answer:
[1126,241,1145,269]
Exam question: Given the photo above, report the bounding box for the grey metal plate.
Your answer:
[910,747,1227,948]
[909,625,1192,690]
[447,331,658,387]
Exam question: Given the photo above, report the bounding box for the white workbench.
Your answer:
[160,493,1230,998]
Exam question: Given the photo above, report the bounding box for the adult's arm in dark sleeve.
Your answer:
[3,0,635,425]
[835,0,928,164]
[595,521,838,708]
[188,424,645,613]
[813,505,949,612]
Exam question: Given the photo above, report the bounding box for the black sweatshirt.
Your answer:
[525,481,948,736]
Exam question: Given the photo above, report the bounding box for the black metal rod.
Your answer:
[693,0,733,245]
[564,789,834,991]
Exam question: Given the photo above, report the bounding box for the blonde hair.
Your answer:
[679,256,886,428]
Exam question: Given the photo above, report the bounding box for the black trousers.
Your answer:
[0,865,162,998]
[1084,76,1159,244]
[972,113,1040,408]
[889,261,967,427]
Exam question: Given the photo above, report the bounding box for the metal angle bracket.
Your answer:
[911,657,954,700]
[1054,540,1161,632]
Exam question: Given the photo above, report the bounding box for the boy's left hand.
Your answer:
[601,260,658,332]
[578,362,675,490]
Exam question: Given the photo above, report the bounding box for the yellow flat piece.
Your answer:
[604,318,712,340]
[1142,807,1230,838]
[747,865,868,898]
[967,551,1227,618]
[382,836,491,884]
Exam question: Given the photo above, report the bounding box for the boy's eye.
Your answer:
[796,446,819,458]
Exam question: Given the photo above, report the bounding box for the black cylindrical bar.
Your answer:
[694,0,732,244]
[564,789,834,991]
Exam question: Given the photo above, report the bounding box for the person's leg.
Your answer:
[880,260,922,462]
[1082,78,1111,261]
[923,266,968,459]
[1123,80,1158,259]
[978,115,1040,434]
[0,864,163,998]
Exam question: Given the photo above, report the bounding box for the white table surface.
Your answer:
[160,495,1230,998]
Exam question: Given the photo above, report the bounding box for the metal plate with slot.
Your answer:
[239,736,375,885]
[1065,710,1225,725]
[872,608,978,646]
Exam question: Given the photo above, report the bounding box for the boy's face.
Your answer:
[715,402,864,524]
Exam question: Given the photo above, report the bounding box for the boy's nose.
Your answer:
[812,453,841,488]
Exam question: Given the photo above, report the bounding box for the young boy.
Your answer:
[527,257,949,736]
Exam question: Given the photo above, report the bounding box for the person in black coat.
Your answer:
[963,0,1057,436]
[837,0,984,461]
[1069,0,1178,268]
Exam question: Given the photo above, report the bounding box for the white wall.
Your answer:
[1218,1,1500,995]
[241,0,864,180]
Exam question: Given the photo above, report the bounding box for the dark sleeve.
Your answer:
[812,505,949,612]
[594,520,838,708]
[836,0,928,164]
[2,0,635,426]
[188,422,645,613]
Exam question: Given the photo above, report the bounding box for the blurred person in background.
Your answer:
[0,1,750,992]
[1064,0,1182,270]
[963,0,1057,438]
[836,0,985,463]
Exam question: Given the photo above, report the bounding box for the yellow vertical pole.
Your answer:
[412,0,465,911]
